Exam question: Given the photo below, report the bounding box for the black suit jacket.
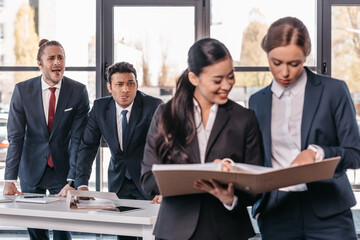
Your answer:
[141,100,264,240]
[249,67,360,218]
[5,76,89,186]
[76,91,162,199]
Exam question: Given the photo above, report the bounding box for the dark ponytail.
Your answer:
[156,70,196,164]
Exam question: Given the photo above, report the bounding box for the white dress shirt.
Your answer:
[271,70,308,192]
[41,76,62,125]
[115,101,134,151]
[193,99,238,210]
[194,99,218,164]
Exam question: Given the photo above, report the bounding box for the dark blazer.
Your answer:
[249,67,360,218]
[76,91,162,199]
[5,75,89,186]
[141,100,264,240]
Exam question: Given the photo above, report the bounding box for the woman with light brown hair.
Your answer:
[249,17,360,240]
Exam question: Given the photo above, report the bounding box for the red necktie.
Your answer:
[47,87,56,167]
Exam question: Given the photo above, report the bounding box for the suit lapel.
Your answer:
[301,68,323,149]
[204,103,231,162]
[189,135,201,163]
[261,86,273,167]
[107,99,121,152]
[124,91,142,152]
[50,77,72,138]
[33,76,49,137]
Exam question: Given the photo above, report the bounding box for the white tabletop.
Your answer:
[0,196,159,240]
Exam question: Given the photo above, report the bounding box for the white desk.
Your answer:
[0,197,159,240]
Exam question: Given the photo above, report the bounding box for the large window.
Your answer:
[1,0,360,199]
[210,0,317,105]
[0,23,4,39]
[113,6,194,98]
[97,0,202,191]
[322,0,360,187]
[0,0,96,190]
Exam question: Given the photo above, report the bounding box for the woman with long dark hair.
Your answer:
[141,38,263,240]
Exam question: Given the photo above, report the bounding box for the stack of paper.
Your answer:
[0,195,13,203]
[75,199,116,209]
[15,196,60,204]
[66,190,120,209]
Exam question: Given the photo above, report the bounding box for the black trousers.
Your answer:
[116,178,146,240]
[21,166,71,240]
[258,191,357,240]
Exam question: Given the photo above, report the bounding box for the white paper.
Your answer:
[15,196,60,204]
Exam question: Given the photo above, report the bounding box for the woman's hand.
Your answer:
[193,179,234,205]
[290,149,316,166]
[213,158,232,172]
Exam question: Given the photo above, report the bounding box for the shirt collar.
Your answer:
[271,69,307,98]
[193,98,218,114]
[41,75,62,91]
[115,100,134,115]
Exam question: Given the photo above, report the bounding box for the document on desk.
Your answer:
[66,190,121,209]
[75,199,117,209]
[152,156,340,196]
[15,195,60,204]
[0,195,13,203]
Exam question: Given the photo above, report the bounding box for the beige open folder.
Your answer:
[152,156,340,197]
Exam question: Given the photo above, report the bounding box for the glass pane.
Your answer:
[0,71,39,105]
[232,71,273,107]
[331,6,360,187]
[210,0,316,67]
[0,0,96,67]
[0,71,95,106]
[138,71,273,107]
[331,6,360,116]
[63,71,96,103]
[113,6,195,89]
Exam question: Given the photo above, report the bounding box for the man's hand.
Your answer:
[291,149,316,166]
[76,186,94,200]
[193,179,234,205]
[55,184,75,197]
[3,182,23,195]
[150,195,162,204]
[78,186,89,191]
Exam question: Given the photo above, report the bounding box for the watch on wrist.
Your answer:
[67,180,75,188]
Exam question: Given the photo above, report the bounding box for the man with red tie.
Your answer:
[3,39,89,240]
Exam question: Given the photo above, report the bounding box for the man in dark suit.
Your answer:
[75,61,162,240]
[3,39,89,240]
